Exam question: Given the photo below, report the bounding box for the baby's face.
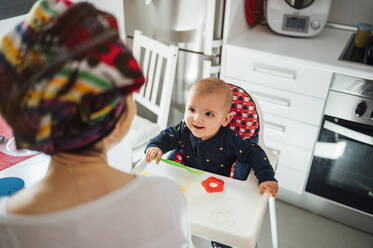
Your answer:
[185,91,232,140]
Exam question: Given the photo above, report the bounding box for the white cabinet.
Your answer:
[220,0,334,195]
[224,76,326,126]
[221,67,330,194]
[224,46,332,99]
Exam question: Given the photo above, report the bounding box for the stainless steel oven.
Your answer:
[305,73,373,233]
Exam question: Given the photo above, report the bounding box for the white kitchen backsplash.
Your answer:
[328,0,373,27]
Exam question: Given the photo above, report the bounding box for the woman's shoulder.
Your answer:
[129,176,186,203]
[134,176,184,196]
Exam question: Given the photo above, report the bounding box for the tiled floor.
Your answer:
[192,200,373,248]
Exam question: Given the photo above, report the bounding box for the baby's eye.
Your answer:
[188,107,195,113]
[206,112,214,117]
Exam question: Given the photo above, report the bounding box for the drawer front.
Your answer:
[276,165,307,194]
[224,45,332,99]
[264,138,313,174]
[262,112,319,151]
[223,77,325,126]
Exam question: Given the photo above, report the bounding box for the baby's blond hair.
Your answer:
[190,78,232,113]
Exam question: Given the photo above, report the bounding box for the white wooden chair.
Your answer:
[107,30,179,171]
[132,30,178,130]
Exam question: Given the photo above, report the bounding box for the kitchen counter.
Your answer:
[227,25,373,80]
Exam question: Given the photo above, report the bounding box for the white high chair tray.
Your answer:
[138,160,269,248]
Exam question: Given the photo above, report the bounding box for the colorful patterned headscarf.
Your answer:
[0,0,145,154]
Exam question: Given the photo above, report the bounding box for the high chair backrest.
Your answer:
[132,30,178,130]
[227,83,278,179]
[228,83,260,144]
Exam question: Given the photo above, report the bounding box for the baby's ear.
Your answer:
[222,112,233,127]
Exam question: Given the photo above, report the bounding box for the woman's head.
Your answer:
[0,0,145,154]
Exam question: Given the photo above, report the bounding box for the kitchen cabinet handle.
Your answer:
[252,91,291,107]
[324,120,373,146]
[264,121,286,134]
[253,63,296,80]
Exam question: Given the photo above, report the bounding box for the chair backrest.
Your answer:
[132,30,178,130]
[228,84,260,144]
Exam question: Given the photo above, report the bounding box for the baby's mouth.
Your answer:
[193,124,204,130]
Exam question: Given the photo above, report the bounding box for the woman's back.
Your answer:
[0,0,193,247]
[0,176,192,248]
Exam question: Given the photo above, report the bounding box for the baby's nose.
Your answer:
[193,113,202,122]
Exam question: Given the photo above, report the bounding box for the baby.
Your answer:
[145,78,278,197]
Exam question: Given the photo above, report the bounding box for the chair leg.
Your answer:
[269,196,278,248]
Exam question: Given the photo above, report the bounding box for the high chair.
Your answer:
[108,30,178,170]
[132,82,279,248]
[171,83,279,248]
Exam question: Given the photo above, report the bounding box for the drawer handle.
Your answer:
[264,121,286,134]
[253,91,291,107]
[253,63,296,80]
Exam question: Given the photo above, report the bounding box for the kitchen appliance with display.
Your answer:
[266,0,332,37]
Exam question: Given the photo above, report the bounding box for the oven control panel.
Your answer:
[327,74,373,125]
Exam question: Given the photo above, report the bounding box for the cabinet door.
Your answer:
[224,45,333,99]
[223,77,326,126]
[263,113,319,151]
[264,138,313,174]
[276,165,308,194]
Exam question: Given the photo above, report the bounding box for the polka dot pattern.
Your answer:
[228,84,259,140]
[228,84,260,179]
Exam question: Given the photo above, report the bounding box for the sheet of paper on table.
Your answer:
[138,160,270,248]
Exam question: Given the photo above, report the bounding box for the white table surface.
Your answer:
[137,160,270,248]
[0,135,133,188]
[0,153,50,188]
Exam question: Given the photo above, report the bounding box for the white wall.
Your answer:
[328,0,373,27]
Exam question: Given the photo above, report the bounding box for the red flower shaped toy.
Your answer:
[201,176,225,193]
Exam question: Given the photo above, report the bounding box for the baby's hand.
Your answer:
[145,147,163,164]
[259,181,279,198]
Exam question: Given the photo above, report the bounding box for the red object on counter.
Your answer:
[0,115,37,171]
[245,0,264,27]
[201,176,225,193]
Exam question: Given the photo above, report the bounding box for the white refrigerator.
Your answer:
[123,0,226,125]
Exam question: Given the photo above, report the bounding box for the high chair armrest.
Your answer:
[131,157,147,175]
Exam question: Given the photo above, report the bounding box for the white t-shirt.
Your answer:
[0,176,193,248]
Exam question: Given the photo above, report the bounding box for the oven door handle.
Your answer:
[324,120,373,146]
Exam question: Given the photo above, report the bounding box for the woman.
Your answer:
[0,1,193,247]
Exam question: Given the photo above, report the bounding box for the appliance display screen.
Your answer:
[283,15,309,33]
